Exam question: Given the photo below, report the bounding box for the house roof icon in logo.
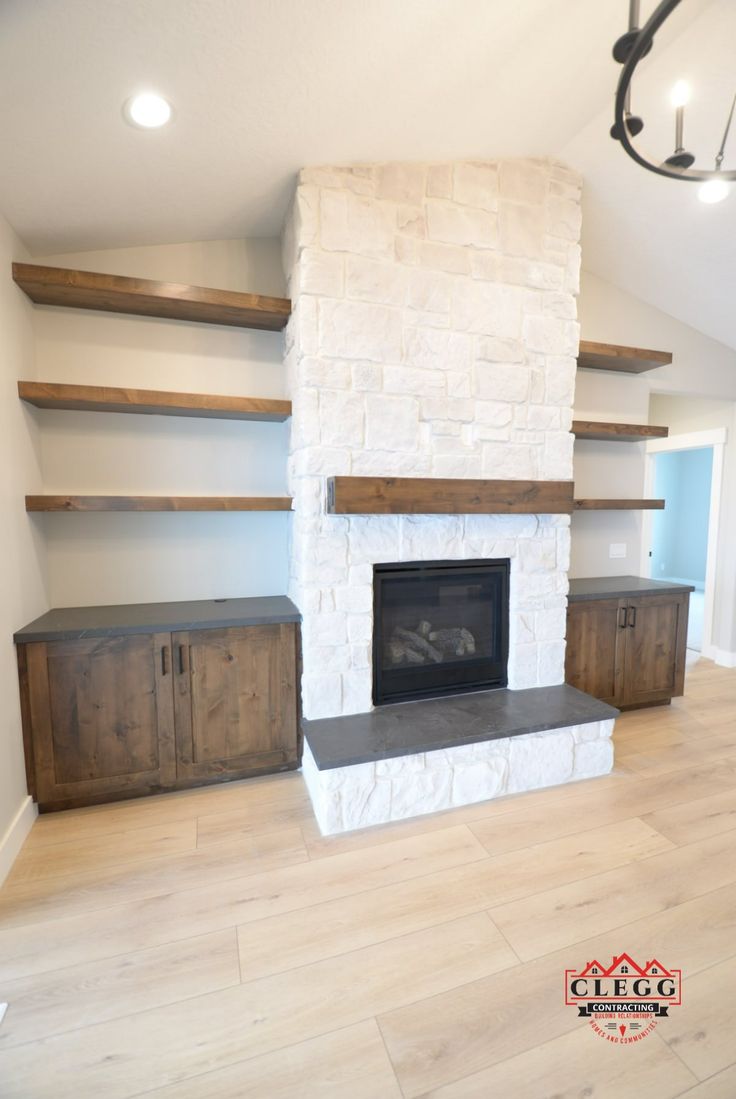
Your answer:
[602,954,647,977]
[643,958,673,977]
[579,959,607,976]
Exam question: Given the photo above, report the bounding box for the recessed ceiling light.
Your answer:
[124,92,172,129]
[698,178,730,204]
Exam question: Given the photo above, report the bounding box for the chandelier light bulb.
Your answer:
[124,92,172,129]
[670,80,691,108]
[698,177,730,203]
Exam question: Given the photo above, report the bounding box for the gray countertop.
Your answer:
[304,684,618,770]
[14,595,300,642]
[568,576,695,602]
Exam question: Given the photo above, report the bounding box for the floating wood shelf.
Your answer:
[574,499,665,511]
[572,420,669,443]
[26,496,293,513]
[12,264,291,332]
[577,340,672,374]
[18,381,291,422]
[326,477,574,515]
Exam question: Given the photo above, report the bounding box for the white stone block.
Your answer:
[475,365,530,404]
[298,356,352,390]
[319,390,365,447]
[475,400,514,427]
[446,371,472,398]
[348,515,402,559]
[347,614,373,644]
[421,397,473,422]
[499,161,547,205]
[292,446,351,477]
[376,162,427,204]
[341,671,374,717]
[535,607,567,642]
[395,236,419,265]
[542,431,574,479]
[400,515,464,558]
[522,315,579,356]
[319,299,403,363]
[351,362,383,392]
[495,256,565,291]
[300,165,375,194]
[404,327,472,371]
[452,282,525,338]
[390,770,453,818]
[335,585,372,613]
[475,336,525,363]
[350,643,372,670]
[574,738,614,778]
[538,640,566,686]
[432,453,483,478]
[407,268,453,313]
[302,673,342,720]
[427,200,497,248]
[507,642,539,689]
[365,394,420,452]
[396,205,427,238]
[320,188,395,259]
[302,611,348,648]
[451,759,506,806]
[383,365,445,397]
[547,197,583,242]
[350,450,432,477]
[346,256,408,305]
[308,645,351,673]
[419,240,471,274]
[290,388,321,449]
[453,161,499,212]
[564,243,582,295]
[299,249,345,297]
[499,202,547,260]
[376,754,426,776]
[340,775,393,831]
[507,731,574,793]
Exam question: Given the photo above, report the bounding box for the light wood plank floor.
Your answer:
[1,657,735,1098]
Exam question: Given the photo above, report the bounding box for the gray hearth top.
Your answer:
[303,685,618,770]
[14,596,300,642]
[568,576,695,602]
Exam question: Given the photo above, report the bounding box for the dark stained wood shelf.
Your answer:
[577,340,672,374]
[326,477,574,515]
[26,496,293,513]
[574,499,665,511]
[12,263,291,332]
[18,381,291,422]
[572,420,669,443]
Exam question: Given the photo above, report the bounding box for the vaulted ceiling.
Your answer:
[2,0,733,346]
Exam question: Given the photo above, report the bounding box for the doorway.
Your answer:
[642,428,725,659]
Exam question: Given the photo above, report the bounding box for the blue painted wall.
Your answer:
[651,447,713,585]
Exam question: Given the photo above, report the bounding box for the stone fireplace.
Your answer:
[281,158,616,833]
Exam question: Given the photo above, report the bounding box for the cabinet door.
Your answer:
[25,633,176,809]
[621,593,689,707]
[565,598,626,706]
[172,624,298,783]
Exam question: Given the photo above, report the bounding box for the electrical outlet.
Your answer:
[609,543,627,559]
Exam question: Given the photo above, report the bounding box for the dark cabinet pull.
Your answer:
[618,606,628,629]
[161,645,170,675]
[628,605,637,628]
[178,644,187,675]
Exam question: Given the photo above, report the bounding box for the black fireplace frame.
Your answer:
[372,558,510,706]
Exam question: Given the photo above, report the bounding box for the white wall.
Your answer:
[31,238,290,606]
[649,394,736,657]
[0,214,47,880]
[572,269,736,589]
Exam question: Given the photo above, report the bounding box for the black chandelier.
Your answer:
[611,0,736,202]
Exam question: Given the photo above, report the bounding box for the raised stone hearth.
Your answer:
[302,686,616,834]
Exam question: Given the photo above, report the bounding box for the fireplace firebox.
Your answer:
[373,559,509,706]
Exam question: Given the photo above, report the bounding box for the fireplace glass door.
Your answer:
[373,559,509,705]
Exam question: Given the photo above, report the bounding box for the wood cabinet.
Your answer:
[17,622,300,811]
[565,592,689,710]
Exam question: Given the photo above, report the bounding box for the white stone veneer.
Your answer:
[302,719,615,835]
[282,158,583,721]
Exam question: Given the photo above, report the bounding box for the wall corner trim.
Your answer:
[0,795,36,887]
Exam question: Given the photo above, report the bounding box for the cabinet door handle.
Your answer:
[178,644,188,675]
[628,605,637,629]
[618,606,628,629]
[161,645,170,675]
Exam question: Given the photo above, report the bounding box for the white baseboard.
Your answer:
[705,647,736,669]
[0,795,36,886]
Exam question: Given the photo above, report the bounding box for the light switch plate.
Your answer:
[0,1004,7,1026]
[609,543,627,559]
